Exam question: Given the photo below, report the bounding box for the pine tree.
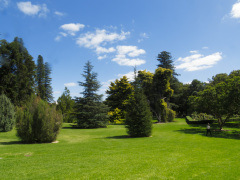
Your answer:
[44,62,53,102]
[36,55,46,100]
[125,77,152,137]
[75,61,109,128]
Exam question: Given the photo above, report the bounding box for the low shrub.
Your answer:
[167,109,176,122]
[16,96,62,143]
[0,94,15,132]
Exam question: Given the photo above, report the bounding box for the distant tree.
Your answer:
[36,55,46,100]
[105,76,134,119]
[125,77,152,137]
[0,94,15,132]
[44,62,53,102]
[190,75,240,130]
[57,87,75,122]
[157,51,178,76]
[36,56,53,103]
[138,68,174,122]
[75,61,109,128]
[0,37,36,106]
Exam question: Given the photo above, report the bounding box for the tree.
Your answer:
[0,94,15,132]
[44,62,53,102]
[16,95,62,143]
[191,75,240,130]
[125,78,152,137]
[57,87,75,122]
[36,55,46,100]
[0,37,36,106]
[105,76,134,119]
[75,61,109,128]
[138,68,174,122]
[157,51,178,76]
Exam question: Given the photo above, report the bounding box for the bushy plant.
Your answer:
[167,108,176,122]
[108,108,125,124]
[191,112,214,121]
[16,96,62,143]
[0,94,15,132]
[125,90,152,137]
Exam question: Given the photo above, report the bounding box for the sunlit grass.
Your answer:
[0,119,240,179]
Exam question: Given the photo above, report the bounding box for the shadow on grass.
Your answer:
[176,127,240,140]
[0,141,23,145]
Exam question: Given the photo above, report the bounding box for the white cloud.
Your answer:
[98,55,107,60]
[76,29,130,49]
[138,32,149,43]
[176,52,222,71]
[231,0,240,19]
[60,23,85,36]
[202,46,208,49]
[64,82,77,87]
[112,45,146,66]
[55,11,65,16]
[96,47,115,54]
[190,50,198,54]
[17,1,49,17]
[118,71,137,81]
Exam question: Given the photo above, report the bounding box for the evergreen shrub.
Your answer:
[0,94,15,132]
[16,96,62,143]
[125,90,152,137]
[167,108,176,122]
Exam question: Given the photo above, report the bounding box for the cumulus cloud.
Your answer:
[17,1,49,17]
[176,52,222,71]
[112,45,146,66]
[60,23,85,36]
[231,0,240,18]
[64,82,77,87]
[76,29,130,49]
[190,50,198,54]
[96,47,115,54]
[118,71,137,81]
[138,32,149,43]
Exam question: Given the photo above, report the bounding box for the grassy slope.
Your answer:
[0,119,240,179]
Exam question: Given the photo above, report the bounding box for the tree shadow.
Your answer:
[105,135,130,139]
[0,141,23,145]
[176,127,240,140]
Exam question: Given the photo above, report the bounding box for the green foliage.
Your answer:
[57,87,75,123]
[105,76,134,119]
[191,112,214,121]
[167,108,176,122]
[0,94,15,132]
[108,108,124,124]
[125,89,152,137]
[75,61,109,128]
[16,96,62,143]
[0,37,36,106]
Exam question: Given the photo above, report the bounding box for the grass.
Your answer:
[0,118,240,179]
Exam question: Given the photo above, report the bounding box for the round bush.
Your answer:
[0,94,15,132]
[16,96,62,143]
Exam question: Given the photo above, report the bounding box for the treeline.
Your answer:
[1,37,239,141]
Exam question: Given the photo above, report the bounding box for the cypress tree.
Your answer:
[44,62,53,103]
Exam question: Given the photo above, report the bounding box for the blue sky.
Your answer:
[1,0,240,101]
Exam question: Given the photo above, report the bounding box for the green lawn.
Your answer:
[0,118,240,179]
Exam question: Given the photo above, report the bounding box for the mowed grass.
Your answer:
[0,118,240,179]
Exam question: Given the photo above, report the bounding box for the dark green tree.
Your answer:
[0,37,36,106]
[75,61,109,128]
[0,94,15,132]
[36,55,46,100]
[57,87,75,122]
[125,77,152,137]
[44,62,53,102]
